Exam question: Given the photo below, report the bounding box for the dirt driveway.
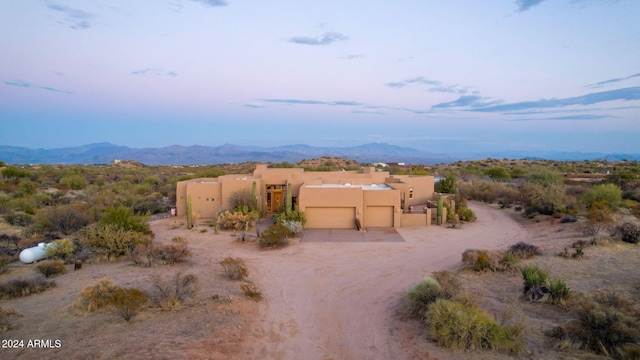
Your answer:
[235,202,530,359]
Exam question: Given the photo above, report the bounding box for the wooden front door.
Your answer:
[271,190,283,212]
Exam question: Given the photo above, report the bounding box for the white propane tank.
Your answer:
[19,242,52,264]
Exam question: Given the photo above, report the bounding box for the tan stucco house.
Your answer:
[175,164,445,229]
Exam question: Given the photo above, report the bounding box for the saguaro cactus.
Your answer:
[252,181,257,210]
[286,183,292,214]
[187,195,193,229]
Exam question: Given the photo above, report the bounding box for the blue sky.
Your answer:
[1,0,639,154]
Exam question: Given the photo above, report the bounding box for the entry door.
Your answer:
[271,190,283,212]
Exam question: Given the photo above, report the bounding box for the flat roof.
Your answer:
[303,183,393,190]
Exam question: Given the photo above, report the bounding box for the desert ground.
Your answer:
[1,202,638,359]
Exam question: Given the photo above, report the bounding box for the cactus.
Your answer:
[286,183,292,215]
[252,181,258,211]
[437,194,443,225]
[187,195,193,229]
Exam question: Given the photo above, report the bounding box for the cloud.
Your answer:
[4,79,73,94]
[509,114,612,121]
[262,98,361,106]
[472,87,640,112]
[289,32,349,46]
[4,80,31,88]
[338,54,364,60]
[245,103,264,109]
[386,76,470,94]
[432,96,495,109]
[515,0,547,12]
[131,68,178,77]
[586,72,640,89]
[47,3,94,29]
[191,0,228,6]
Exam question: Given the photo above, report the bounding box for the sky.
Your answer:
[1,0,639,154]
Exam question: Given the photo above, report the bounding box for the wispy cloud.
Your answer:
[586,72,640,89]
[289,32,349,46]
[515,0,547,12]
[509,114,612,121]
[47,3,94,29]
[432,95,497,109]
[244,103,264,109]
[262,98,361,106]
[338,54,364,60]
[470,87,640,112]
[191,0,228,6]
[385,76,471,94]
[4,79,73,94]
[131,68,178,77]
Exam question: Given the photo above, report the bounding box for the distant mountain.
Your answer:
[0,143,638,165]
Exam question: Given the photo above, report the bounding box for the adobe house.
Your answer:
[175,164,446,229]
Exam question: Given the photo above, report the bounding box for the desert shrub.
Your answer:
[75,278,119,312]
[150,272,197,309]
[280,220,304,234]
[17,180,38,197]
[108,288,148,321]
[485,167,511,181]
[219,257,249,280]
[426,299,524,354]
[0,254,15,273]
[59,174,88,190]
[274,209,307,226]
[216,209,257,231]
[3,212,33,227]
[33,203,94,235]
[432,270,461,299]
[548,279,572,305]
[612,222,640,244]
[0,307,22,332]
[99,206,150,234]
[521,265,550,301]
[129,237,191,267]
[81,224,151,260]
[1,166,30,179]
[549,291,640,358]
[583,183,622,210]
[0,277,55,300]
[241,281,262,301]
[45,239,75,262]
[407,277,442,319]
[229,189,256,211]
[36,260,67,278]
[462,249,502,272]
[507,242,541,260]
[259,222,292,249]
[157,237,191,264]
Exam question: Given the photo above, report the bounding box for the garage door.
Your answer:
[365,206,394,227]
[305,207,356,229]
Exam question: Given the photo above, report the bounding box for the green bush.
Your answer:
[548,279,572,305]
[520,265,550,301]
[2,212,33,227]
[407,277,442,318]
[426,299,524,354]
[0,277,55,300]
[219,257,249,280]
[59,175,88,190]
[583,183,622,210]
[108,288,148,321]
[432,270,462,300]
[81,224,151,260]
[99,206,150,234]
[0,307,22,333]
[45,239,76,262]
[150,272,197,309]
[259,222,291,249]
[74,278,119,312]
[462,249,502,272]
[36,260,67,278]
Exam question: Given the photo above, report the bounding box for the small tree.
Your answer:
[582,183,622,210]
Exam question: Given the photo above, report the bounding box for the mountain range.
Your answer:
[1,143,638,165]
